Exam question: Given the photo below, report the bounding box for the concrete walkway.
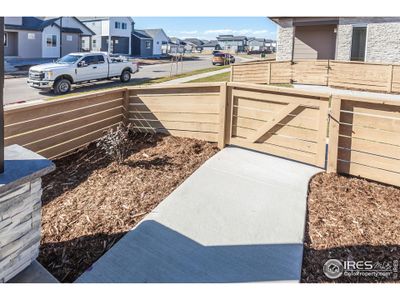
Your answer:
[293,84,400,102]
[76,147,322,283]
[155,68,230,86]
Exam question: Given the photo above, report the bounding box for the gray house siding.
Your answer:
[61,33,81,56]
[101,36,129,54]
[131,36,153,57]
[18,31,42,58]
[4,32,18,56]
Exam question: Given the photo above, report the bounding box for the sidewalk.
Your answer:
[155,68,230,86]
[77,146,322,283]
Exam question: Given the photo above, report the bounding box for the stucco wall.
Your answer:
[276,19,294,61]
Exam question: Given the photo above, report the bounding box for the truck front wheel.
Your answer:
[120,70,131,83]
[53,78,71,95]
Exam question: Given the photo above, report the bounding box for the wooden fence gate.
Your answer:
[224,83,330,168]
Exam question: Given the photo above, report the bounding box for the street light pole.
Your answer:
[0,17,5,173]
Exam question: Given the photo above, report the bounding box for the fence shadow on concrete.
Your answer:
[73,220,304,283]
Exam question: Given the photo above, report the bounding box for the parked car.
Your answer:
[212,53,235,66]
[27,52,139,94]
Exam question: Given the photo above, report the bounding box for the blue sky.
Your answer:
[132,17,277,40]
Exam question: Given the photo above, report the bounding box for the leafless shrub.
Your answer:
[97,123,133,164]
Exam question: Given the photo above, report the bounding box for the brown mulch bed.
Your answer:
[38,133,219,283]
[302,173,400,283]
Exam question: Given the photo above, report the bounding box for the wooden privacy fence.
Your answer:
[231,60,400,94]
[224,82,329,168]
[328,95,400,187]
[4,82,400,187]
[4,89,125,159]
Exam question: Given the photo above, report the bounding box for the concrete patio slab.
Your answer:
[8,261,58,283]
[76,147,322,283]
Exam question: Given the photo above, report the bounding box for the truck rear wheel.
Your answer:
[120,70,131,83]
[53,78,71,95]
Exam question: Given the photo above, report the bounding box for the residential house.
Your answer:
[216,35,248,53]
[4,17,94,58]
[201,40,221,53]
[131,30,153,57]
[247,38,276,53]
[265,39,276,52]
[168,37,186,54]
[142,29,170,56]
[247,38,267,53]
[271,17,400,63]
[80,17,133,55]
[183,38,204,52]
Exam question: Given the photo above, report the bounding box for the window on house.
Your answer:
[122,23,127,30]
[351,26,367,61]
[66,35,73,42]
[27,33,35,40]
[46,35,57,47]
[115,22,121,29]
[4,32,8,47]
[145,41,151,49]
[92,39,97,47]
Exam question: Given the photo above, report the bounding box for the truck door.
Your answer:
[76,55,108,81]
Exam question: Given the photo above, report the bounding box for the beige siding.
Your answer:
[293,25,337,60]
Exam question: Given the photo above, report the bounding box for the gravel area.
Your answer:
[302,173,400,283]
[38,133,218,282]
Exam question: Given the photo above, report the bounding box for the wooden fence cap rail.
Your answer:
[232,59,275,66]
[227,82,331,99]
[332,93,400,106]
[4,87,127,114]
[128,82,224,91]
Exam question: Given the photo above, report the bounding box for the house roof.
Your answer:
[183,38,204,46]
[132,30,152,39]
[5,17,44,31]
[217,35,247,41]
[169,37,186,45]
[143,29,169,41]
[5,17,92,35]
[79,17,134,23]
[202,40,220,47]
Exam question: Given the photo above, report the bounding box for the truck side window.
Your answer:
[82,56,98,65]
[96,55,105,64]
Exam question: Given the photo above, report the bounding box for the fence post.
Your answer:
[218,82,228,149]
[267,62,271,84]
[326,60,330,87]
[388,64,394,93]
[327,96,341,173]
[122,88,130,126]
[230,65,234,82]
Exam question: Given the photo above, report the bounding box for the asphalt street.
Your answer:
[4,55,228,105]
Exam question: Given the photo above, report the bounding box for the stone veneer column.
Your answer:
[0,145,55,283]
[276,19,294,61]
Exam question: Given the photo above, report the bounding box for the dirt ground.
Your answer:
[302,173,400,283]
[38,133,218,282]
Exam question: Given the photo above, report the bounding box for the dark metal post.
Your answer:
[0,17,5,173]
[59,17,63,58]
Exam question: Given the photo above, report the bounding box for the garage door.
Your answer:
[293,25,337,60]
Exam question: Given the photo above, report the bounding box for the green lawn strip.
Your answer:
[188,71,231,83]
[46,65,230,101]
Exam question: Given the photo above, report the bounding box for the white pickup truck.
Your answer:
[27,52,139,94]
